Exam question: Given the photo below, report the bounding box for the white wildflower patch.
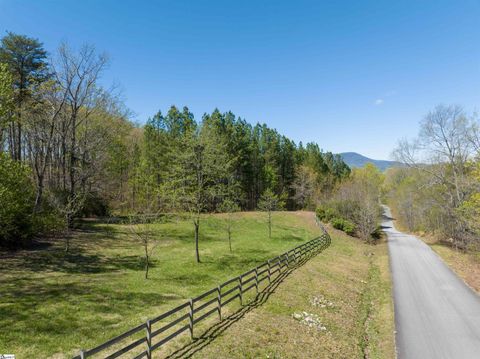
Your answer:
[310,295,334,308]
[292,311,327,331]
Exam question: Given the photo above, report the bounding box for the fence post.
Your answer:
[267,259,271,284]
[254,267,259,294]
[146,320,152,359]
[80,350,86,359]
[189,298,194,339]
[239,275,243,305]
[217,285,222,321]
[286,252,289,268]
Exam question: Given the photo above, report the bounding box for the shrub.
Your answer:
[331,217,343,230]
[0,154,35,247]
[316,207,327,221]
[331,217,356,236]
[79,193,110,217]
[316,205,338,222]
[32,210,66,237]
[370,225,383,240]
[341,219,356,236]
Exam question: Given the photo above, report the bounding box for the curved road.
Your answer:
[383,206,480,359]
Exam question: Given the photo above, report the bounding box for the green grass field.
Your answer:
[0,211,321,359]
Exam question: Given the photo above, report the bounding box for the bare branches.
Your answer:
[390,105,479,248]
[128,211,161,279]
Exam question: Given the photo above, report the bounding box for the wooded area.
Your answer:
[0,32,351,250]
[386,105,480,251]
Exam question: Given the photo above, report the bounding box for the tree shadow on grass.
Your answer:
[200,248,271,272]
[0,277,184,355]
[1,248,151,274]
[274,232,308,242]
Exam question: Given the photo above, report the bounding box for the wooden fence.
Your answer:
[74,225,330,359]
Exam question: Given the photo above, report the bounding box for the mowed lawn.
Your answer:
[0,211,321,359]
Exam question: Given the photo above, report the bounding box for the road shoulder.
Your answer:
[429,243,480,294]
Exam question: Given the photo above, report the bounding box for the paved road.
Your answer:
[383,206,480,359]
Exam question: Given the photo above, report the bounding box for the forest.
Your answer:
[0,32,353,250]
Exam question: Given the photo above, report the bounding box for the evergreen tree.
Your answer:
[165,121,231,263]
[0,32,49,160]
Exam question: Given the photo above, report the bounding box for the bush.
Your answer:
[315,207,325,221]
[79,193,109,217]
[370,225,383,240]
[342,220,356,236]
[0,154,35,247]
[316,205,338,222]
[32,210,66,237]
[331,217,356,236]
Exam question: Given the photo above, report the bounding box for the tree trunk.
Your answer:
[194,220,200,263]
[0,128,3,154]
[17,122,21,161]
[144,247,149,279]
[228,224,232,253]
[67,114,77,229]
[8,122,15,159]
[67,212,74,230]
[62,126,67,191]
[268,210,272,238]
[33,174,44,213]
[65,229,70,253]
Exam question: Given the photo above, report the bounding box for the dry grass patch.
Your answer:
[430,244,480,294]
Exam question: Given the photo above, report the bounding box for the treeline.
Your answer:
[385,105,480,251]
[0,32,350,248]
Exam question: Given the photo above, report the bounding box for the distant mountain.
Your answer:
[339,152,402,171]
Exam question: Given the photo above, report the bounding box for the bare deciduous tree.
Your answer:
[218,198,240,253]
[257,188,285,239]
[128,212,160,279]
[292,165,316,209]
[54,43,109,227]
[391,105,477,248]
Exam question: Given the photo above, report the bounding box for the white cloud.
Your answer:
[374,98,384,106]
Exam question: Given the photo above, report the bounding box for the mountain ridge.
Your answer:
[339,152,402,171]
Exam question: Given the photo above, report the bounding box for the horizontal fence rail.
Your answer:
[74,221,330,359]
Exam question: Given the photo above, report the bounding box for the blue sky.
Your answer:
[1,0,479,159]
